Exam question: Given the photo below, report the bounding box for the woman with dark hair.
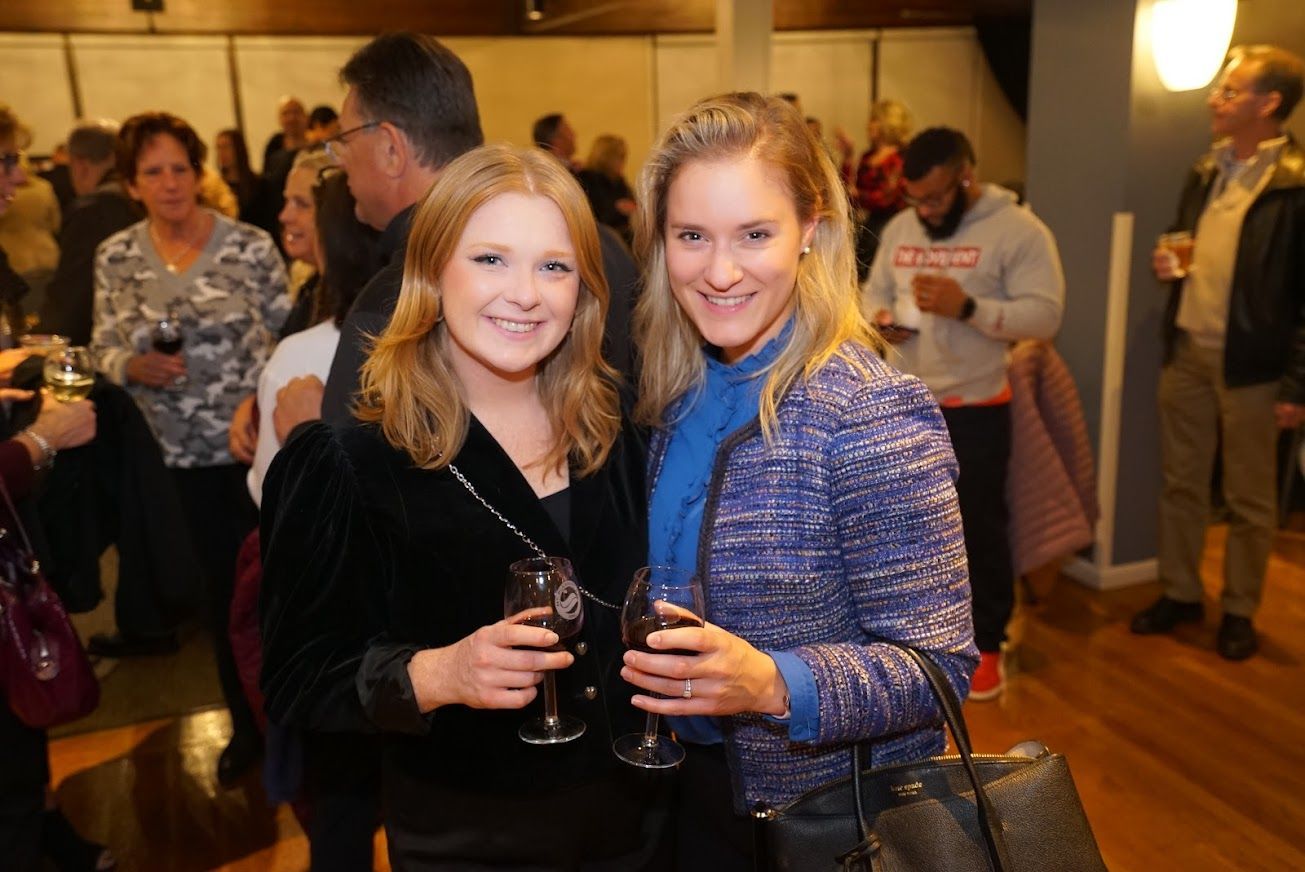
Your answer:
[90,111,288,786]
[214,128,265,226]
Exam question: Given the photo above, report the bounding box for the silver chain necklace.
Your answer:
[447,462,620,610]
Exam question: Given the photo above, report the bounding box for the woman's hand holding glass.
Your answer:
[127,315,188,389]
[620,615,790,720]
[405,612,574,713]
[126,349,188,389]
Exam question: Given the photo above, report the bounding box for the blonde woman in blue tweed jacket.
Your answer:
[624,92,978,870]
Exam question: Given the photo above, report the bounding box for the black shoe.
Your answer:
[217,733,263,789]
[42,806,117,871]
[86,631,180,658]
[1216,615,1258,660]
[1130,596,1204,634]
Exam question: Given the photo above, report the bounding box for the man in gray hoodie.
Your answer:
[863,127,1065,700]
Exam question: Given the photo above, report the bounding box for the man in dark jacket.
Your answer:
[38,120,141,345]
[1132,45,1305,660]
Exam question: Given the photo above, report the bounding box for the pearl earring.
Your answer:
[802,246,811,255]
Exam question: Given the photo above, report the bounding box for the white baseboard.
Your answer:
[1062,557,1158,591]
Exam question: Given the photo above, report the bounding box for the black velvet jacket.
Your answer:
[1164,136,1305,401]
[258,414,654,860]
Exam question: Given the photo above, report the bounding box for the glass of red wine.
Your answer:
[152,313,186,387]
[504,556,586,745]
[612,565,705,769]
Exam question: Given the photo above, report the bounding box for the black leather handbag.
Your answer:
[752,647,1107,871]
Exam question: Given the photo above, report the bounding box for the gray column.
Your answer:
[1027,0,1218,586]
[716,0,772,93]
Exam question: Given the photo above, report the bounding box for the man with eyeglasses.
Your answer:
[862,127,1065,700]
[1131,45,1305,661]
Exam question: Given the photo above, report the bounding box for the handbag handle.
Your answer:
[892,647,1014,872]
[838,648,1013,872]
[0,469,35,555]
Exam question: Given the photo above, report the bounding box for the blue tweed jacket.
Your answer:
[650,341,977,812]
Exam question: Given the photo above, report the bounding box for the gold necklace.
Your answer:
[149,218,206,275]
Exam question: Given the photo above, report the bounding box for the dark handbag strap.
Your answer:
[838,649,1014,872]
[0,471,35,556]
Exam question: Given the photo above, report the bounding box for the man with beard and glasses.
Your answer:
[863,126,1064,700]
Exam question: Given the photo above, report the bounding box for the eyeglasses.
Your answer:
[323,121,383,162]
[1209,86,1243,103]
[904,175,964,210]
[0,152,23,173]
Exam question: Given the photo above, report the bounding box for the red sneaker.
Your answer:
[969,651,1005,701]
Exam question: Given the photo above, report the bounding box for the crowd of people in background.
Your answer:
[0,27,1301,872]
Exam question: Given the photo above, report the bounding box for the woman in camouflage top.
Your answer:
[91,112,288,786]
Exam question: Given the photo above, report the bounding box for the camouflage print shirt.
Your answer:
[92,211,289,468]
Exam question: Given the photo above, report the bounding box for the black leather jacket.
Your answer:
[1163,136,1305,402]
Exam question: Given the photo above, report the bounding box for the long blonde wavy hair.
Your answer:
[633,91,883,434]
[356,144,620,476]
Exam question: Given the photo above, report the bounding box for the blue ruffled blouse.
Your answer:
[648,319,819,744]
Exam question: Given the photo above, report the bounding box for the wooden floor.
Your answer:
[48,524,1305,871]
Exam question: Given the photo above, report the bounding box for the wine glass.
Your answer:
[504,556,587,745]
[612,565,706,769]
[152,313,186,387]
[42,345,95,403]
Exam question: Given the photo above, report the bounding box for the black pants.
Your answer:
[674,743,753,872]
[941,404,1014,653]
[303,731,383,872]
[0,702,48,872]
[172,464,260,744]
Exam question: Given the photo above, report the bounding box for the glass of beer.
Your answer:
[1158,231,1195,279]
[43,345,95,402]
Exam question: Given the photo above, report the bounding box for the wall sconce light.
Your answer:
[1151,0,1238,91]
[526,0,545,22]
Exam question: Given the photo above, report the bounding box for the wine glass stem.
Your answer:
[641,711,661,749]
[542,670,560,727]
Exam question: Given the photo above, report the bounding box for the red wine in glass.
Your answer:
[152,315,187,387]
[504,556,586,745]
[624,614,703,657]
[612,565,706,769]
[153,316,183,355]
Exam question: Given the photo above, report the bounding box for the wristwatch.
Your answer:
[958,295,977,322]
[21,428,56,471]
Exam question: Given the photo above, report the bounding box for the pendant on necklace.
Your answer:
[165,262,179,275]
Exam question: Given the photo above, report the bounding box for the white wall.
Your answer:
[1,28,1026,183]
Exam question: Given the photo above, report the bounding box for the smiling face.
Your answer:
[663,155,815,364]
[440,191,580,390]
[127,133,199,225]
[279,166,318,265]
